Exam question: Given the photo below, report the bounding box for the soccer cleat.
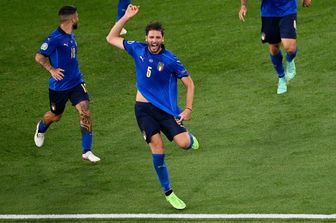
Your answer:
[120,28,127,35]
[82,151,101,163]
[191,135,199,150]
[166,192,186,210]
[277,76,287,94]
[286,59,296,81]
[34,122,45,147]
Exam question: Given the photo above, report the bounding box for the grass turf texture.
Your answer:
[0,0,335,222]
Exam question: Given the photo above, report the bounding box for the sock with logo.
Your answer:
[152,154,171,192]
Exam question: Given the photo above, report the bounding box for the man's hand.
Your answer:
[302,0,312,7]
[239,5,248,22]
[124,4,140,19]
[176,109,192,124]
[50,68,64,81]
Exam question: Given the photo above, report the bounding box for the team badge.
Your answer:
[40,43,48,51]
[149,59,153,63]
[157,62,164,72]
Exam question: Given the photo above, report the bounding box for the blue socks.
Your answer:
[152,154,171,193]
[38,120,49,133]
[117,0,131,21]
[81,127,92,153]
[187,133,194,149]
[270,51,285,78]
[286,48,297,62]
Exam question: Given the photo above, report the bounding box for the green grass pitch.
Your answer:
[0,0,335,222]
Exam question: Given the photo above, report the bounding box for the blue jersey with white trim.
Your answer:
[261,0,297,17]
[123,40,189,117]
[38,27,84,91]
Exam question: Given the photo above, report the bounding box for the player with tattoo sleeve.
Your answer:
[34,5,100,163]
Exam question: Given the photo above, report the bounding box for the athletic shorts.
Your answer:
[134,102,186,143]
[49,83,89,115]
[261,13,297,44]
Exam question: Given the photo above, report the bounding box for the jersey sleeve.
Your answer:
[123,39,140,57]
[38,36,59,57]
[171,57,189,79]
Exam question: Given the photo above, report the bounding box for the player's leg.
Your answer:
[72,84,100,163]
[173,132,199,150]
[149,134,186,210]
[280,14,297,81]
[262,16,287,94]
[135,102,186,210]
[269,43,287,94]
[149,134,170,194]
[159,115,199,150]
[34,89,66,147]
[117,0,131,35]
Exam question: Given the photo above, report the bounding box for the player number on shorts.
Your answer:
[146,66,152,78]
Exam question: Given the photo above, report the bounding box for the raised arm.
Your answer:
[239,0,248,22]
[106,4,139,50]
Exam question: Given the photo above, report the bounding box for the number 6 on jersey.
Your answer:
[146,66,152,78]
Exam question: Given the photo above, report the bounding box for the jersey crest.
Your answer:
[157,62,164,72]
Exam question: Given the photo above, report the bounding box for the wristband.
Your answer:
[185,107,192,112]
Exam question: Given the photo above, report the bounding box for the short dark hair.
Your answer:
[58,5,77,16]
[145,21,164,36]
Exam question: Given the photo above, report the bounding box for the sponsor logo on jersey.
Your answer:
[157,62,164,72]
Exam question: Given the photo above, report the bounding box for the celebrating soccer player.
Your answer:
[239,0,312,94]
[34,5,100,163]
[106,4,199,210]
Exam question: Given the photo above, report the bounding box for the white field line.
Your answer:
[1,214,336,220]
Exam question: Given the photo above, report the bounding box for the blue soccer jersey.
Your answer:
[123,40,189,117]
[261,0,297,17]
[38,27,84,91]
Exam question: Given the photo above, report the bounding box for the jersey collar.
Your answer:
[57,27,67,34]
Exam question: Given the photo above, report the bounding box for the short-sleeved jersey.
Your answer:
[261,0,297,17]
[38,27,84,91]
[123,40,189,117]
